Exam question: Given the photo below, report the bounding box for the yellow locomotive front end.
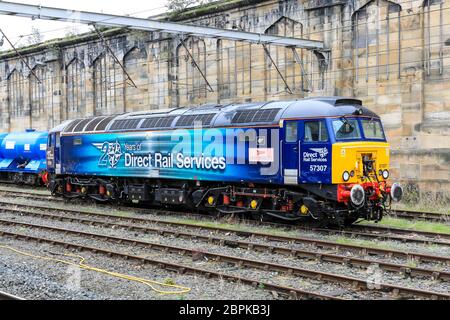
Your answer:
[330,118,403,223]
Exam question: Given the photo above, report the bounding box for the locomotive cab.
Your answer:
[281,99,402,224]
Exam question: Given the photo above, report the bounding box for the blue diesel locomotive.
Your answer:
[46,97,403,225]
[0,129,48,185]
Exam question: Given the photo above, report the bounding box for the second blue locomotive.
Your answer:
[0,129,48,185]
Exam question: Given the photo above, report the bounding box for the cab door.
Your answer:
[46,132,61,174]
[299,120,332,184]
[282,120,300,185]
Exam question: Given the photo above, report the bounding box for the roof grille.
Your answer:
[72,119,92,132]
[63,119,83,133]
[110,119,143,131]
[140,116,176,129]
[95,116,115,131]
[175,114,215,127]
[232,108,281,124]
[334,99,362,106]
[84,117,106,132]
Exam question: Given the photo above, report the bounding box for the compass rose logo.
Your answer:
[310,147,328,158]
[93,140,123,168]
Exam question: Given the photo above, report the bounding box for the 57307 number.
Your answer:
[310,165,327,172]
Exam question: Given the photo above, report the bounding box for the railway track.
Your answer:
[1,217,449,300]
[0,196,449,249]
[388,210,449,223]
[2,187,448,225]
[1,206,450,279]
[2,187,449,227]
[0,224,340,301]
[0,290,24,300]
[0,202,449,264]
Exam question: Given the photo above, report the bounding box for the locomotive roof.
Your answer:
[55,97,380,134]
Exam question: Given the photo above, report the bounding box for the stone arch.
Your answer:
[28,64,47,127]
[93,53,108,115]
[352,0,401,17]
[123,46,148,112]
[217,37,253,103]
[7,69,25,119]
[264,17,305,96]
[176,37,207,106]
[422,0,444,76]
[65,58,86,119]
[352,0,402,82]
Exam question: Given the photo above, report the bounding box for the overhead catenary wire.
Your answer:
[0,4,170,46]
[0,0,447,52]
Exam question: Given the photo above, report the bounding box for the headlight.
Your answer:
[350,184,365,206]
[342,171,350,182]
[382,170,389,179]
[390,183,403,202]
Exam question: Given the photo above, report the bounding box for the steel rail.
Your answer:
[350,224,450,241]
[0,228,339,300]
[389,210,449,223]
[0,202,449,265]
[0,219,449,300]
[2,189,449,230]
[0,290,24,300]
[0,198,449,249]
[0,209,449,282]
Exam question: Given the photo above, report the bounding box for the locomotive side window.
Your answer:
[55,133,61,148]
[304,121,328,142]
[48,134,55,147]
[285,122,297,142]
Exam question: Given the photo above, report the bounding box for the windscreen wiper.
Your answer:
[340,115,355,133]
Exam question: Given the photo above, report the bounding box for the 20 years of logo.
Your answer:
[93,141,123,168]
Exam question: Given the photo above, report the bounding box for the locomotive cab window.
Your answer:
[361,119,385,140]
[332,118,361,140]
[304,121,328,142]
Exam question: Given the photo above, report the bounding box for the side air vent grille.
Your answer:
[232,108,281,124]
[140,116,176,129]
[175,114,215,127]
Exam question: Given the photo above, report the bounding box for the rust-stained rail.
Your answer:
[0,218,449,300]
[0,228,340,300]
[1,191,450,246]
[1,206,450,268]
